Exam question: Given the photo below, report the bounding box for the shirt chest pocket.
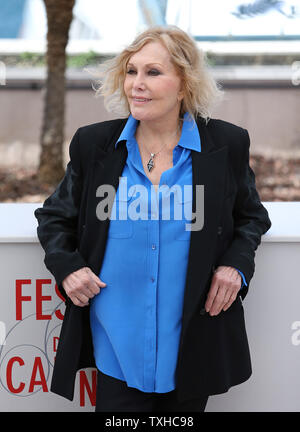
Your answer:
[108,193,134,239]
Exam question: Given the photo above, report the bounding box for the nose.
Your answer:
[132,72,146,91]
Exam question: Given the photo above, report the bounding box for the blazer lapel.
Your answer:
[80,127,129,275]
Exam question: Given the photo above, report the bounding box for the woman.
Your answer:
[35,25,271,412]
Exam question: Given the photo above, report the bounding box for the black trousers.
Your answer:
[95,369,209,412]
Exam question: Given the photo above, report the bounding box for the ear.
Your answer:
[177,90,184,102]
[177,80,185,102]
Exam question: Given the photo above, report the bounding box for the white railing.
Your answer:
[0,202,299,411]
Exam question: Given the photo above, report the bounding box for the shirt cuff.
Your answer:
[233,267,248,290]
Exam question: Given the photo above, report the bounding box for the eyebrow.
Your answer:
[127,62,163,68]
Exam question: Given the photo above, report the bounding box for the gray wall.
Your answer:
[1,84,300,168]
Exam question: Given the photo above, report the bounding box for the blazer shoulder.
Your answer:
[206,117,249,157]
[207,117,247,137]
[68,118,128,173]
[77,117,128,147]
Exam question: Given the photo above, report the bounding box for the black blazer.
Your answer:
[34,115,272,403]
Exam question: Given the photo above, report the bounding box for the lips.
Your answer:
[132,97,152,102]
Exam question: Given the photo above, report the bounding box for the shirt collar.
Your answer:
[115,112,201,152]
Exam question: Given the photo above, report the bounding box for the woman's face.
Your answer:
[124,41,184,125]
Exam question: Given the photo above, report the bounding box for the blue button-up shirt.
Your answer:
[90,112,247,393]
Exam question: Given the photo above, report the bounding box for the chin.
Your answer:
[130,111,154,122]
[130,109,164,123]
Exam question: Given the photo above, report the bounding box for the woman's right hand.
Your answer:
[62,266,107,307]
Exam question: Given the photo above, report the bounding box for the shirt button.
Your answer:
[151,277,155,283]
[151,244,156,250]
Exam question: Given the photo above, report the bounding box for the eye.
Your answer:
[148,69,160,76]
[126,69,160,75]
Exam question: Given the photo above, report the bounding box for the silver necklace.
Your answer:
[141,124,181,173]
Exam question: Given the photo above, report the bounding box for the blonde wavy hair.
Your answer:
[90,25,224,125]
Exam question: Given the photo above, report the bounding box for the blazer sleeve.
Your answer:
[34,128,88,299]
[216,128,272,300]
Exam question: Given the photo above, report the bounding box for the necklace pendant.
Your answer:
[147,153,155,172]
[147,157,154,172]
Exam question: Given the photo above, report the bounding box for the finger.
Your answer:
[93,274,107,287]
[85,269,107,289]
[222,300,232,312]
[207,281,227,314]
[209,296,225,315]
[214,287,238,315]
[222,289,233,306]
[80,282,98,298]
[71,295,89,307]
[223,293,238,311]
[74,291,90,305]
[88,280,101,296]
[215,298,230,315]
[90,274,107,293]
[205,277,220,312]
[81,277,104,297]
[75,300,89,307]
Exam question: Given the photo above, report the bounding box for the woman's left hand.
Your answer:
[205,266,242,316]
